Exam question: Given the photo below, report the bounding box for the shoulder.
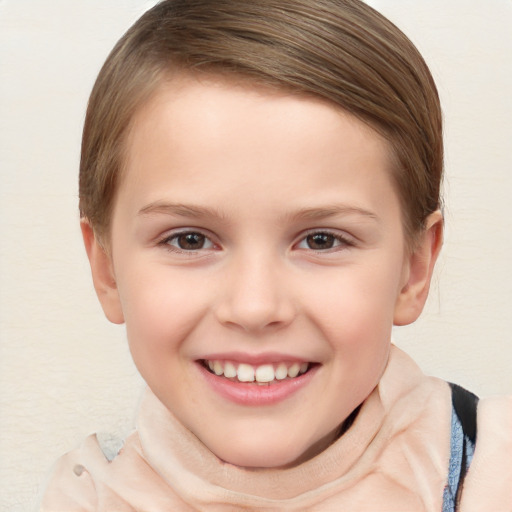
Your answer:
[40,434,103,511]
[459,395,512,511]
[39,433,130,512]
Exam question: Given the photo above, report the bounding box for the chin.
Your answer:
[212,431,333,469]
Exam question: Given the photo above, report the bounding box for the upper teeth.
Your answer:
[206,360,309,383]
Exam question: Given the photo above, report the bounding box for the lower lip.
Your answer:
[197,363,318,406]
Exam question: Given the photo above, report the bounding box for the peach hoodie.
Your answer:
[41,347,512,511]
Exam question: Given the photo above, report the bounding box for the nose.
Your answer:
[215,252,296,333]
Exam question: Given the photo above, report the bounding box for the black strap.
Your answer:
[449,383,478,444]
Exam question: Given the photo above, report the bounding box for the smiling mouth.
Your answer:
[201,359,313,384]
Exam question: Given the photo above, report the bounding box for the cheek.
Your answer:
[304,261,401,339]
[117,268,214,410]
[301,261,401,396]
[116,263,212,361]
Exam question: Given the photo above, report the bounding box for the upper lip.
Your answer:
[198,352,314,365]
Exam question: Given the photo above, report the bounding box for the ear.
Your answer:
[81,220,125,324]
[393,210,443,326]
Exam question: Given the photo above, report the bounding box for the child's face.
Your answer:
[89,74,435,468]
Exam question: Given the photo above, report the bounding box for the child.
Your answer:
[41,0,511,510]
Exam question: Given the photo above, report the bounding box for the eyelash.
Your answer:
[158,228,355,255]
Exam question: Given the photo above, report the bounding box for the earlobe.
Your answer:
[393,211,443,326]
[81,221,125,325]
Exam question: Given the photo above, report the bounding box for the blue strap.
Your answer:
[442,384,478,511]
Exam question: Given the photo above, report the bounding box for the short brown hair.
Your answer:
[79,0,443,241]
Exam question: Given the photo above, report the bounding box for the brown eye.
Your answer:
[166,232,213,251]
[306,233,336,250]
[177,233,205,250]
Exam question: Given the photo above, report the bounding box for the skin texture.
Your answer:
[82,74,442,469]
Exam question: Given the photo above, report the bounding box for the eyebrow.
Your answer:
[138,201,227,220]
[138,201,378,223]
[288,205,379,222]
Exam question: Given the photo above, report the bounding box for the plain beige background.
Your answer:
[0,1,511,510]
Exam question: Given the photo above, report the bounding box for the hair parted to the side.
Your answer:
[79,0,443,243]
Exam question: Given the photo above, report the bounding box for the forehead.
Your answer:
[116,73,399,223]
[124,71,392,153]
